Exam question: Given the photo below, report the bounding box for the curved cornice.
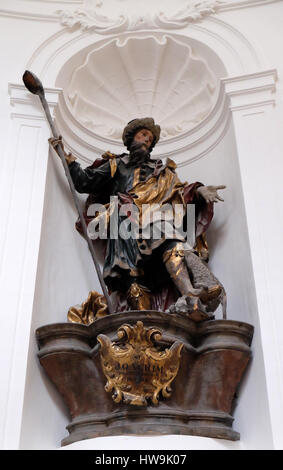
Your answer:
[26,18,265,85]
[0,0,281,23]
[56,0,223,33]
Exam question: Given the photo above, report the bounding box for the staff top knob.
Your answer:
[22,70,44,96]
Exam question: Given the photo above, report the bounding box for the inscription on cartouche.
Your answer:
[98,321,183,406]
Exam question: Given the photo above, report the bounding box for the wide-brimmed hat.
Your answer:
[122,117,161,151]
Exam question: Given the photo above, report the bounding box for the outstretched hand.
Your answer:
[197,185,226,203]
[48,135,76,165]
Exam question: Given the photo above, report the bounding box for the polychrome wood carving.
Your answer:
[24,72,254,447]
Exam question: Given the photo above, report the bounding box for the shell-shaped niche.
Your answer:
[67,35,218,141]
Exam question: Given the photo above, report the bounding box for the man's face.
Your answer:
[133,128,154,150]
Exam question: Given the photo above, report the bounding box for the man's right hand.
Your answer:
[48,135,76,165]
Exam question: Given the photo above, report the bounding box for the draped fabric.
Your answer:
[69,153,213,309]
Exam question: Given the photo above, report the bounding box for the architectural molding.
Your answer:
[53,68,277,167]
[0,9,57,22]
[9,83,61,120]
[227,77,283,449]
[1,83,61,449]
[25,19,265,87]
[57,1,223,34]
[223,69,277,111]
[0,0,280,26]
[14,4,274,166]
[219,0,282,10]
[55,0,282,34]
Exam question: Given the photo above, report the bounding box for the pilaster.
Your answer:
[0,83,61,449]
[224,68,283,449]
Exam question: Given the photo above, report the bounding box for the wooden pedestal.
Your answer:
[36,311,253,446]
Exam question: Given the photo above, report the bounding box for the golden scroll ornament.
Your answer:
[97,321,183,406]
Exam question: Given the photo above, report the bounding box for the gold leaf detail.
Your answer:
[98,321,183,407]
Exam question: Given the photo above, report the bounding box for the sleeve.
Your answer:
[68,160,112,194]
[183,182,214,237]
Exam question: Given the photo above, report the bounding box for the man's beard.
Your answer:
[128,141,150,166]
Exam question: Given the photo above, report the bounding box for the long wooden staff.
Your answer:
[22,70,114,315]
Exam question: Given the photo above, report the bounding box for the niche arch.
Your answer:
[25,16,267,163]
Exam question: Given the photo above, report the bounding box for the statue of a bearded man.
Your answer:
[50,117,226,322]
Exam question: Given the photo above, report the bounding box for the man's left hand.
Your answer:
[197,185,226,203]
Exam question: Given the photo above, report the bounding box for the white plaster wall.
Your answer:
[220,2,283,81]
[0,12,71,450]
[178,122,273,449]
[180,123,254,325]
[19,150,98,450]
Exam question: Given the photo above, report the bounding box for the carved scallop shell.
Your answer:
[67,35,217,141]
